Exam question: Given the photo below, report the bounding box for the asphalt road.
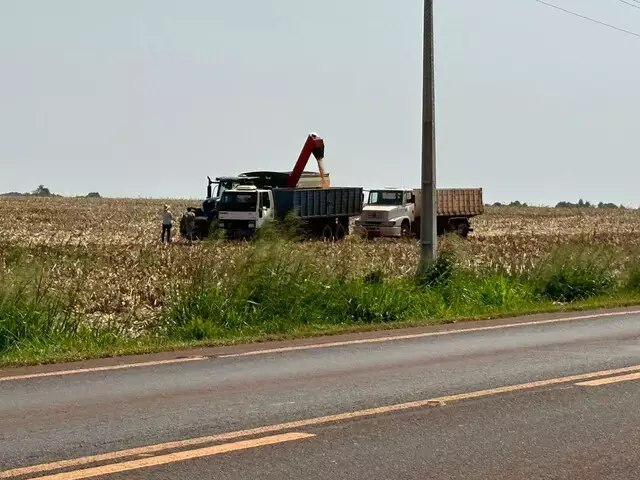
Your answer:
[2,307,640,479]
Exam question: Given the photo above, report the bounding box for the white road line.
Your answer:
[0,357,206,383]
[3,309,639,382]
[219,310,640,358]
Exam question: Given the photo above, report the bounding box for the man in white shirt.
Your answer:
[162,205,174,243]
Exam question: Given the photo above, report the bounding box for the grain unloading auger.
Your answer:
[287,134,329,189]
[190,133,358,239]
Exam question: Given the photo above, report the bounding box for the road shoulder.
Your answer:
[2,305,638,379]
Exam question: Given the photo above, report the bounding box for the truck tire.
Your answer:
[334,223,346,241]
[401,220,411,238]
[456,222,470,238]
[412,221,421,240]
[321,224,334,242]
[339,217,350,236]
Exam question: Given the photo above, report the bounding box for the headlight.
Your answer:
[218,222,225,228]
[248,222,256,228]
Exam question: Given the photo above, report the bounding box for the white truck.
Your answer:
[192,133,362,240]
[217,185,275,238]
[218,185,363,240]
[355,188,484,239]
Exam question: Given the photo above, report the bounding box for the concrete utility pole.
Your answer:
[420,0,437,272]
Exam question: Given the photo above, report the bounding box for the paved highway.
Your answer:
[2,307,640,479]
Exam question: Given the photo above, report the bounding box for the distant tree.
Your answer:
[508,200,528,207]
[598,202,619,209]
[492,202,503,207]
[32,185,52,197]
[556,200,598,208]
[86,192,101,198]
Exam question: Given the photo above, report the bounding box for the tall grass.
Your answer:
[0,285,75,353]
[161,236,633,343]
[625,264,640,292]
[534,246,617,302]
[0,266,83,358]
[0,266,131,363]
[2,232,640,365]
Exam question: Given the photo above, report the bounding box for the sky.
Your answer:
[1,0,639,205]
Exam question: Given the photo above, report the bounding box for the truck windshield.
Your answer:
[214,180,241,198]
[368,191,403,206]
[220,192,257,212]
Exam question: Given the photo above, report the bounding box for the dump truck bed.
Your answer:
[273,187,363,219]
[414,188,484,218]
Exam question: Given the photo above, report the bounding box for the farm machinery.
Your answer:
[189,134,363,240]
[187,132,483,240]
[355,188,484,239]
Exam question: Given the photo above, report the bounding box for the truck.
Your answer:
[355,188,484,239]
[190,171,330,238]
[218,184,363,240]
[190,133,363,240]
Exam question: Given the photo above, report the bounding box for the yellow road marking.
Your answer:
[4,362,640,479]
[576,371,640,387]
[28,433,314,480]
[0,357,206,383]
[219,310,640,358]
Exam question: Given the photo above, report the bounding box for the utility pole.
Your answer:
[420,0,437,272]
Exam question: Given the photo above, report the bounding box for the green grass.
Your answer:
[2,238,640,367]
[534,246,617,302]
[625,264,640,292]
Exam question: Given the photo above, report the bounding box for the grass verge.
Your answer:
[2,237,640,367]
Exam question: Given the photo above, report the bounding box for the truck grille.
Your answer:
[222,220,252,229]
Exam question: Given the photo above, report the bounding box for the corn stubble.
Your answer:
[1,197,639,333]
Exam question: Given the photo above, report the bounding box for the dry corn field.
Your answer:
[1,196,639,329]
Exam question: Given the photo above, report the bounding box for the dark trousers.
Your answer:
[162,224,172,243]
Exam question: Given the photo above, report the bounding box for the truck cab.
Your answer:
[218,186,275,239]
[355,189,415,238]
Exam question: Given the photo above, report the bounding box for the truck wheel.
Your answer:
[401,220,411,238]
[456,223,470,238]
[338,217,350,236]
[321,224,334,242]
[412,221,421,240]
[334,223,346,241]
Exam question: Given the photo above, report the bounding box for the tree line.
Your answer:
[0,185,100,198]
[491,199,627,209]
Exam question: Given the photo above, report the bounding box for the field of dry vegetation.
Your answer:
[1,196,639,364]
[2,196,640,326]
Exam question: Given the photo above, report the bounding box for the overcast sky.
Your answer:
[1,0,638,205]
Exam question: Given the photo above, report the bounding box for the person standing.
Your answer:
[183,207,196,244]
[161,205,174,243]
